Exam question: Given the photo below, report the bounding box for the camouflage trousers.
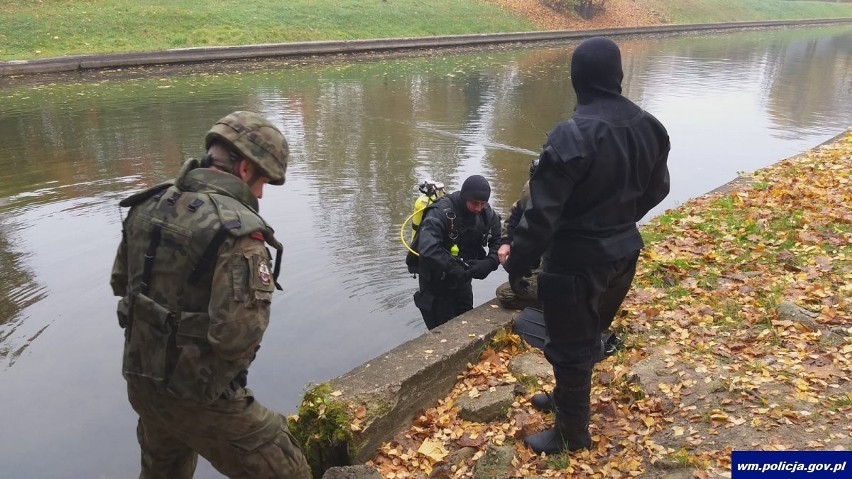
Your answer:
[127,381,310,479]
[495,270,541,310]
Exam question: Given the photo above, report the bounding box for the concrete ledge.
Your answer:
[707,127,852,195]
[2,18,850,76]
[325,298,515,465]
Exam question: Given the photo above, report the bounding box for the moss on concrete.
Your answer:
[288,383,354,479]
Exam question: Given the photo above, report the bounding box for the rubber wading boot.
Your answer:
[530,333,619,413]
[523,412,591,455]
[530,391,555,413]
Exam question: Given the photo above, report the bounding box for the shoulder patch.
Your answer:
[249,255,275,292]
[257,260,272,286]
[250,232,265,242]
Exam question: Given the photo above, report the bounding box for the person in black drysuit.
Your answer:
[413,175,502,330]
[503,37,670,454]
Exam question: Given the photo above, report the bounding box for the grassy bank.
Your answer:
[2,0,851,61]
[0,0,534,61]
[658,0,852,24]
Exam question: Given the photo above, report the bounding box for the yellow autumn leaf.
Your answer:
[710,412,729,422]
[417,438,448,462]
[794,379,810,392]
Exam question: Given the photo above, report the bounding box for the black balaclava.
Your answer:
[458,175,491,216]
[460,175,491,202]
[570,36,624,105]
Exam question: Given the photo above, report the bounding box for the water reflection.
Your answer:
[0,219,46,366]
[0,25,849,478]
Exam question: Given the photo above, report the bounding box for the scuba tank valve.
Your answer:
[411,180,445,231]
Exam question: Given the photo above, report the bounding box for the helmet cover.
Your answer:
[205,111,288,185]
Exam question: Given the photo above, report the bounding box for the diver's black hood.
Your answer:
[571,37,624,105]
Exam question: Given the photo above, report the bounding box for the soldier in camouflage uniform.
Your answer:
[495,161,541,310]
[110,111,311,479]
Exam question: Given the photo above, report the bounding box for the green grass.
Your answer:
[1,0,851,61]
[658,0,852,24]
[0,0,534,60]
[827,393,852,411]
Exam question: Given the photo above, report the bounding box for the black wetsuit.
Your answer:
[414,191,501,330]
[504,36,670,424]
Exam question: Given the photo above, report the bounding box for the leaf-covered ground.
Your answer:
[368,131,851,478]
[486,0,667,31]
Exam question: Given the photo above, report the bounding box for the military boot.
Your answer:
[523,412,591,455]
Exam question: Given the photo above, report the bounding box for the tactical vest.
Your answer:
[116,164,281,404]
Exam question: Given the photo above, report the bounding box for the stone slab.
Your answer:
[328,299,515,464]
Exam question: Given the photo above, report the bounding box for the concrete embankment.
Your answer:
[1,18,850,76]
[324,300,515,464]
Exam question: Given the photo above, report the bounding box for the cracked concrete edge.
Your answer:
[2,18,850,76]
[706,127,852,196]
[325,298,516,463]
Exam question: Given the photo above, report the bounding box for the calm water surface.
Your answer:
[0,25,850,478]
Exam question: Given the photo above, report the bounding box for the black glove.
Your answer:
[445,262,468,282]
[466,259,495,280]
[509,272,531,295]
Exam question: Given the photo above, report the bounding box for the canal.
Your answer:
[0,24,849,478]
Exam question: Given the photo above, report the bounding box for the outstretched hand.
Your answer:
[497,244,510,265]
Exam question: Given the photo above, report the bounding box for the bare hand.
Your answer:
[497,244,510,265]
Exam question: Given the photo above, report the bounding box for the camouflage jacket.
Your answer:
[110,159,282,404]
[500,180,530,245]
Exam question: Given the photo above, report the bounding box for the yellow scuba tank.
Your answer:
[402,180,447,275]
[411,194,432,230]
[411,180,445,231]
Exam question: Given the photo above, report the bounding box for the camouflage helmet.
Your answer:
[204,111,288,185]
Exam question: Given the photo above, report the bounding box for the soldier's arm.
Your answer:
[500,181,529,242]
[110,233,129,297]
[207,234,275,361]
[500,200,517,244]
